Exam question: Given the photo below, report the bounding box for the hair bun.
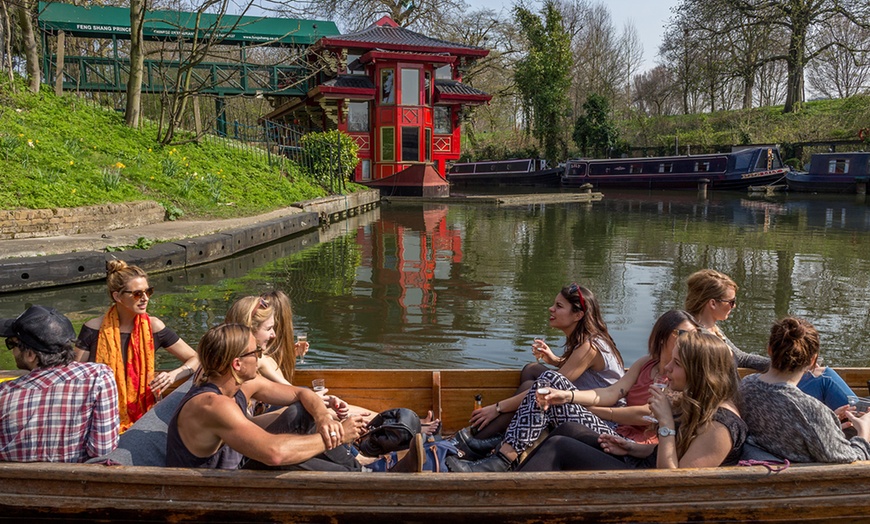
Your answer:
[106,259,129,274]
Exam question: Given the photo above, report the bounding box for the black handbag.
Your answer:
[356,408,421,456]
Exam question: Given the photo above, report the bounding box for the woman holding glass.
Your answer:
[518,332,746,471]
[447,283,625,471]
[77,260,199,432]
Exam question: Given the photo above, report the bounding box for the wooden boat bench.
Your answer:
[295,367,870,435]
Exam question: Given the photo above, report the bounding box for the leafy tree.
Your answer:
[572,93,619,157]
[514,1,572,162]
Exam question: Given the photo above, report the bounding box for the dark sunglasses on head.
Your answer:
[568,282,587,312]
[716,298,737,308]
[120,287,155,300]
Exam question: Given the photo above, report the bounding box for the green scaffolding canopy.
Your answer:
[37,2,339,47]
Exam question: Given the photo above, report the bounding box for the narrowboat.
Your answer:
[2,367,870,522]
[562,147,790,190]
[786,152,870,193]
[447,158,563,187]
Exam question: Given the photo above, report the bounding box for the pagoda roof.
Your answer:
[316,17,488,58]
[435,79,491,104]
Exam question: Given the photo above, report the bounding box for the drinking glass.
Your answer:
[297,331,308,364]
[532,337,546,363]
[652,375,669,391]
[312,378,326,392]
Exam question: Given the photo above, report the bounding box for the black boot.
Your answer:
[448,427,503,461]
[445,451,514,473]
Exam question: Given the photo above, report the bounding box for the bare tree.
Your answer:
[718,0,870,112]
[0,0,16,86]
[125,0,148,127]
[660,14,704,114]
[632,65,676,116]
[807,14,870,98]
[16,0,39,92]
[286,0,469,33]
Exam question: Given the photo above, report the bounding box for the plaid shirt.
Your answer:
[0,362,119,462]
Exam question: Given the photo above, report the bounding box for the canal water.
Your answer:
[2,189,870,370]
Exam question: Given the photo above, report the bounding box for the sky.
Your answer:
[470,0,681,72]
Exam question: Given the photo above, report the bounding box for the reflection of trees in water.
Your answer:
[455,193,870,365]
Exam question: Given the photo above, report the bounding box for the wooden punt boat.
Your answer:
[786,152,870,193]
[2,367,870,523]
[447,158,563,187]
[562,147,790,190]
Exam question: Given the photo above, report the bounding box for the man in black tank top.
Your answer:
[166,324,367,470]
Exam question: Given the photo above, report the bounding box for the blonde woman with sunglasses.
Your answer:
[76,260,198,431]
[686,269,855,410]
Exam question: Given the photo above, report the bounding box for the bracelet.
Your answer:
[182,364,192,376]
[570,390,575,404]
[495,402,502,414]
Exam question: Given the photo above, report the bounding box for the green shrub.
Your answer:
[299,130,359,188]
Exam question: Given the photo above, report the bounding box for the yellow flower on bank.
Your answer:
[148,148,153,153]
[114,162,126,169]
[27,140,34,148]
[69,160,74,165]
[150,176,155,180]
[71,189,76,194]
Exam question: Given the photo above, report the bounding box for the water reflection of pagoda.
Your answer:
[357,205,461,322]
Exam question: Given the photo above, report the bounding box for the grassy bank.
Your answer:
[0,79,359,219]
[622,96,870,158]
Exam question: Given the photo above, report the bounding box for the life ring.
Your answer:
[860,127,870,141]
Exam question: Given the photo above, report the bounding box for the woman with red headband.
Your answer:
[450,282,625,467]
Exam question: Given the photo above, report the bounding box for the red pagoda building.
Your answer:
[263,17,491,196]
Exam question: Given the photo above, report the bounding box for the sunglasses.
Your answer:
[239,346,265,360]
[5,338,21,351]
[568,282,587,312]
[120,287,155,300]
[716,298,737,308]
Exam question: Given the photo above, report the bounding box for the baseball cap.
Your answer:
[0,305,76,354]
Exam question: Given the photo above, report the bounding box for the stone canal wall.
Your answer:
[0,190,380,293]
[0,201,164,240]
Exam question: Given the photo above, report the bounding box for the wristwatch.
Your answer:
[658,426,676,437]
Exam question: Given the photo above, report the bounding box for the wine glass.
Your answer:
[297,331,308,364]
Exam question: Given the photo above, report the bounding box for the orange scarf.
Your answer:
[95,305,155,433]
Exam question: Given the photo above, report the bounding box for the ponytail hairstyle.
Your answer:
[261,290,295,383]
[768,316,819,373]
[197,323,253,386]
[672,331,739,457]
[647,310,699,361]
[105,259,149,302]
[684,269,738,318]
[561,283,624,368]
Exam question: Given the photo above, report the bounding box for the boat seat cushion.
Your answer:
[87,378,192,466]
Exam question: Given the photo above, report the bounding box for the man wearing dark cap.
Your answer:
[1,305,120,462]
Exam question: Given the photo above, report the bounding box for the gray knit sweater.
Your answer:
[740,374,870,463]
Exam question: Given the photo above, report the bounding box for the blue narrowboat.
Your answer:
[786,152,870,193]
[562,147,789,190]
